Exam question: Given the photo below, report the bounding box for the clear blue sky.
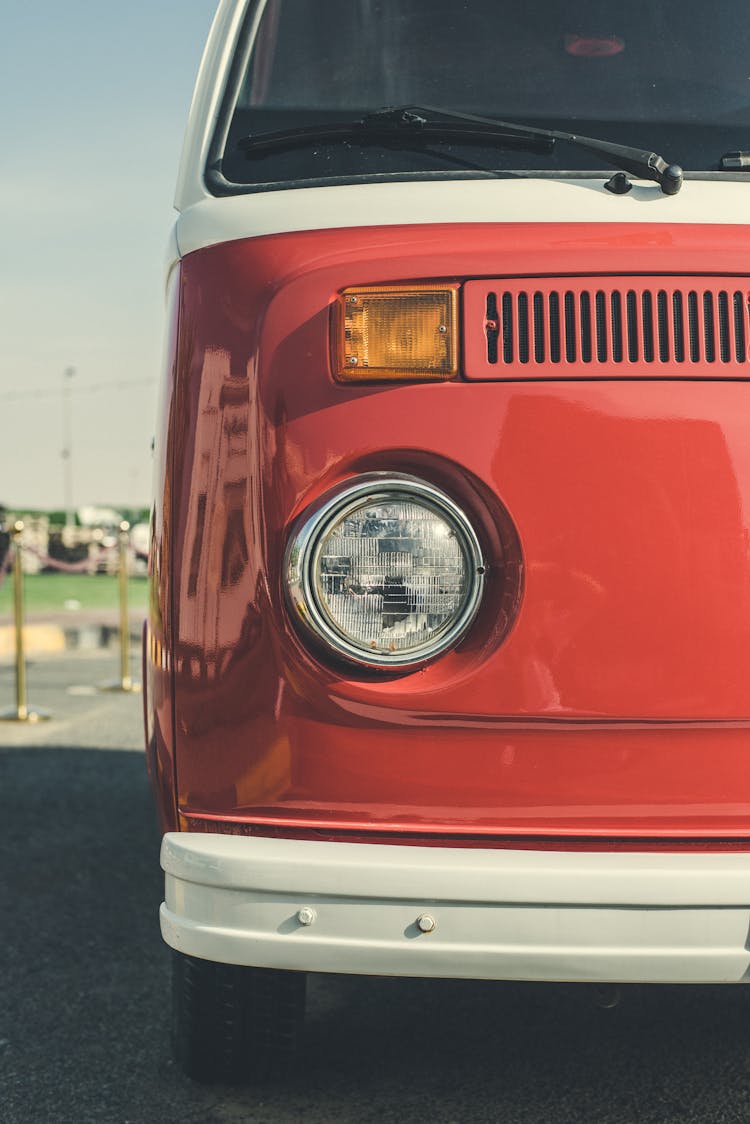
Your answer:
[1,0,219,510]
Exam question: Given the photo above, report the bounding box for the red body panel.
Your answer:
[147,222,750,842]
[144,270,180,832]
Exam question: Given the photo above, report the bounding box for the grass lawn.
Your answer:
[0,573,149,618]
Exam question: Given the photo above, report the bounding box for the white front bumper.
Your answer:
[160,833,750,984]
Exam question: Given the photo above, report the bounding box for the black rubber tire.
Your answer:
[171,951,306,1083]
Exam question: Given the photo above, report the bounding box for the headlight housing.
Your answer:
[286,477,485,668]
[334,285,459,382]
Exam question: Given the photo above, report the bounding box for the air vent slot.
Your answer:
[470,277,750,379]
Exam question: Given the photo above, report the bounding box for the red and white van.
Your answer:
[145,0,750,1081]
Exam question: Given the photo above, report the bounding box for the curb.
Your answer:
[0,624,66,656]
[0,621,143,657]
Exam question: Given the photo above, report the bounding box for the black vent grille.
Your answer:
[469,279,750,378]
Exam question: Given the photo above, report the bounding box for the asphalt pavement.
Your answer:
[3,651,750,1123]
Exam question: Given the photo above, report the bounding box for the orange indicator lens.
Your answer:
[335,285,459,381]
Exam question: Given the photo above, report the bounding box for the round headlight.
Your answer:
[286,478,485,668]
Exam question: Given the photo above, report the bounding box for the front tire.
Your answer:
[172,951,306,1083]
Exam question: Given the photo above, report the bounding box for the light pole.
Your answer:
[0,522,51,723]
[62,366,75,528]
[100,521,141,694]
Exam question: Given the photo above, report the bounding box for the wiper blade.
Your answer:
[238,108,554,159]
[239,104,683,195]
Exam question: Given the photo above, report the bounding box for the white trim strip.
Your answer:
[173,179,750,260]
[174,0,251,211]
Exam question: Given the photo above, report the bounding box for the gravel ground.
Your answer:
[3,652,750,1123]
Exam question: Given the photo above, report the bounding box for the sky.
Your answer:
[1,0,220,511]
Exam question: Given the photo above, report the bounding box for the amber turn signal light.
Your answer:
[334,284,459,382]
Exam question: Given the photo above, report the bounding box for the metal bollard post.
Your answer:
[100,521,140,693]
[0,521,51,723]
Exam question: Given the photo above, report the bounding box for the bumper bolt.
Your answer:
[417,913,436,933]
[297,907,316,927]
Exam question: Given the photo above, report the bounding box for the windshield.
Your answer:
[217,0,750,189]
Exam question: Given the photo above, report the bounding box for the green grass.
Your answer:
[0,573,149,618]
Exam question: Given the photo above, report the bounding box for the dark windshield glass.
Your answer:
[218,0,750,188]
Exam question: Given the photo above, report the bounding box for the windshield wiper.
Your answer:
[239,108,554,160]
[238,104,683,196]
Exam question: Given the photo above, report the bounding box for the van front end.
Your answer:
[146,0,750,1082]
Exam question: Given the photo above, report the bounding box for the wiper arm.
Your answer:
[541,121,683,195]
[239,104,683,195]
[368,106,683,195]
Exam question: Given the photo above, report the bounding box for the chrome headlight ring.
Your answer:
[285,476,485,669]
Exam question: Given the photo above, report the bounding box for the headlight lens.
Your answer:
[286,478,484,667]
